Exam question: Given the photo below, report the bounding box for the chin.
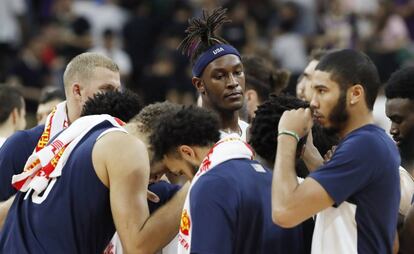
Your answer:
[229,102,244,111]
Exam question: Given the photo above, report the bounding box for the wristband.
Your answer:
[278,130,300,142]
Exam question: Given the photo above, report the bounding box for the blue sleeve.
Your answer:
[147,181,180,214]
[0,126,43,201]
[309,134,379,206]
[189,175,238,254]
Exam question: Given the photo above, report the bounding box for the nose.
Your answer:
[389,122,399,136]
[309,93,319,110]
[226,73,239,88]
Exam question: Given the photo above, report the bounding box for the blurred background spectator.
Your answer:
[1,0,414,129]
[36,86,65,125]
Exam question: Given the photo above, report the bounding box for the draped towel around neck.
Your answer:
[177,134,254,253]
[12,114,124,195]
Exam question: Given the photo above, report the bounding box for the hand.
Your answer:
[278,108,313,138]
[147,190,160,203]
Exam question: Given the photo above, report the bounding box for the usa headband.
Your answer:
[192,44,241,77]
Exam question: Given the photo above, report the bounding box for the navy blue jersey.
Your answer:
[0,121,117,253]
[148,180,180,213]
[188,159,306,254]
[309,124,400,253]
[0,124,44,201]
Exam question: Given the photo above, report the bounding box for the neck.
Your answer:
[338,108,374,139]
[188,146,212,180]
[219,111,240,134]
[401,157,414,176]
[66,100,79,125]
[255,154,273,170]
[0,122,15,139]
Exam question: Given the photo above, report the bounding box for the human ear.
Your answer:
[192,77,205,95]
[349,84,363,105]
[245,89,258,103]
[178,145,196,161]
[72,83,82,100]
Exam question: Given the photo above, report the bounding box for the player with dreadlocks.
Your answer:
[179,7,249,141]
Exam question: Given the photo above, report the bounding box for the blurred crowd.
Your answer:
[2,0,414,125]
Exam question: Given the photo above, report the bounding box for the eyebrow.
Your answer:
[313,84,328,89]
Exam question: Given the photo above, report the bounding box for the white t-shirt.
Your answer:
[399,166,414,216]
[0,137,6,148]
[219,119,249,142]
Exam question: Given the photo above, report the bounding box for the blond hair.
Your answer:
[63,52,119,89]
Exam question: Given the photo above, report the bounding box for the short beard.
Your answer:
[399,129,414,165]
[323,91,349,136]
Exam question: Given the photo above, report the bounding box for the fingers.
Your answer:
[147,190,160,203]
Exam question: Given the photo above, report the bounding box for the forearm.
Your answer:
[0,195,15,229]
[302,145,323,172]
[135,182,190,253]
[272,136,300,218]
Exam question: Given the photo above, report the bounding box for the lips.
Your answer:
[392,136,402,146]
[312,113,323,122]
[224,91,243,99]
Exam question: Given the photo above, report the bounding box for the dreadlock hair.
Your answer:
[80,89,143,122]
[385,66,414,100]
[242,55,290,101]
[249,94,338,177]
[150,105,221,162]
[178,7,231,65]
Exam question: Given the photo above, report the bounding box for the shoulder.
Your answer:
[338,125,394,157]
[346,125,388,144]
[94,130,148,162]
[9,124,44,144]
[93,130,149,187]
[214,159,269,176]
[0,125,44,154]
[191,173,237,201]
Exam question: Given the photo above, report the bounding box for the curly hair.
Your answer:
[80,89,143,122]
[150,105,221,161]
[178,7,231,65]
[249,95,338,173]
[385,66,414,100]
[249,95,308,164]
[131,101,181,135]
[242,55,290,101]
